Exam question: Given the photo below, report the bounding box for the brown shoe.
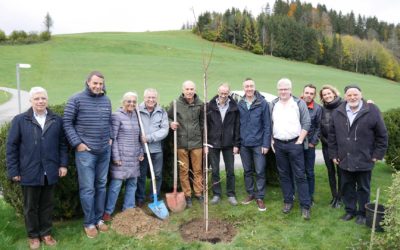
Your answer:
[41,235,57,246]
[102,212,112,222]
[282,203,293,214]
[28,238,40,250]
[84,226,98,238]
[241,195,255,205]
[256,199,267,212]
[96,220,109,232]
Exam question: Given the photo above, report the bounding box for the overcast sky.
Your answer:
[0,0,398,35]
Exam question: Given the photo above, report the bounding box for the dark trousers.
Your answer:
[340,169,371,216]
[275,140,311,209]
[304,147,316,199]
[240,146,266,199]
[209,147,236,197]
[136,152,163,202]
[22,178,55,238]
[322,146,341,199]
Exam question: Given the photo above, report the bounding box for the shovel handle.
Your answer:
[173,100,178,189]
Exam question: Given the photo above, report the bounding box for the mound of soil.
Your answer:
[180,218,237,244]
[111,208,166,239]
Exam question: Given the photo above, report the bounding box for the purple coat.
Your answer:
[110,108,143,179]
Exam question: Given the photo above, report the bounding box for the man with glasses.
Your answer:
[270,78,312,220]
[206,83,240,206]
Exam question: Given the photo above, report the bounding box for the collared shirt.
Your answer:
[34,110,48,130]
[244,96,254,110]
[272,97,301,140]
[216,98,230,122]
[346,101,363,126]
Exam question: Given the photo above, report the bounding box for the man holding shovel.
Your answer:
[205,83,240,206]
[168,80,204,208]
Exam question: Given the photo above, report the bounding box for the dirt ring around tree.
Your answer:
[180,218,237,244]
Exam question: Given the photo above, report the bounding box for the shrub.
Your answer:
[40,31,51,41]
[376,170,400,249]
[383,108,400,171]
[0,29,6,43]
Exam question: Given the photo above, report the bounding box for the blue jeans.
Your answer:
[209,147,236,197]
[136,152,163,202]
[275,140,311,209]
[75,146,111,227]
[105,177,137,214]
[304,147,316,200]
[240,146,266,199]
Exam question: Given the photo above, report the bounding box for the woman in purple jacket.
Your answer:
[103,92,144,221]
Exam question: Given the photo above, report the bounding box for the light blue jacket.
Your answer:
[138,103,169,153]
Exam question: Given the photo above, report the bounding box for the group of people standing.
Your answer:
[6,70,388,249]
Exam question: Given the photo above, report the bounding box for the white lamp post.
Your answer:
[16,63,31,113]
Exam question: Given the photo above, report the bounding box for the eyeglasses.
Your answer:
[125,100,137,104]
[278,88,290,92]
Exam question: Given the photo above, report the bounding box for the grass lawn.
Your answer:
[0,31,399,111]
[0,163,393,249]
[0,90,11,104]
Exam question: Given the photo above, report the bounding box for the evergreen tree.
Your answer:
[43,12,53,33]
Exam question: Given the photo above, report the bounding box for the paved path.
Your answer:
[0,87,30,125]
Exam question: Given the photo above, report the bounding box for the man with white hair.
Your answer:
[168,80,204,208]
[136,88,169,207]
[270,78,312,220]
[329,84,388,225]
[7,87,68,249]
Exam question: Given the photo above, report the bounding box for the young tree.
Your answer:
[44,12,53,33]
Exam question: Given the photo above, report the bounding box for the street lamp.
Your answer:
[16,63,31,113]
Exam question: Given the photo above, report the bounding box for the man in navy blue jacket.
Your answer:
[238,78,271,212]
[63,71,113,238]
[7,87,68,249]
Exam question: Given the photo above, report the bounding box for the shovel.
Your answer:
[165,100,187,212]
[136,109,169,220]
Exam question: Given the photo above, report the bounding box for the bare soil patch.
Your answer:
[180,218,237,244]
[111,208,166,239]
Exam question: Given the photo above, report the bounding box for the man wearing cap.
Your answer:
[328,85,388,225]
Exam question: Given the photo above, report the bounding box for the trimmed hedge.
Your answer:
[0,103,278,218]
[383,107,400,171]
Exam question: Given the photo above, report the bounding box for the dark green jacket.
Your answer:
[168,94,204,149]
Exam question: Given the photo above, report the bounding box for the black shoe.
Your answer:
[341,213,355,221]
[302,208,311,220]
[186,197,192,208]
[196,195,204,204]
[355,215,366,225]
[282,203,293,214]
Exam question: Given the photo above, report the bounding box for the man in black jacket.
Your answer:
[7,87,68,249]
[206,83,240,206]
[328,85,388,225]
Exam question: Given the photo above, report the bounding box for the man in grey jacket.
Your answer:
[136,88,169,206]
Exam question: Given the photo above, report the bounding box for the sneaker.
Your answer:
[340,213,355,221]
[84,225,98,238]
[28,238,40,250]
[102,212,112,222]
[282,203,293,214]
[186,197,192,208]
[302,208,311,220]
[96,220,109,232]
[241,195,255,205]
[196,195,204,204]
[210,196,220,205]
[41,235,57,246]
[355,215,366,225]
[256,199,266,212]
[227,196,238,206]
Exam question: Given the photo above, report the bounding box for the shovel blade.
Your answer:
[148,199,169,220]
[165,191,186,213]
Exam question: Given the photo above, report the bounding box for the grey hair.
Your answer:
[277,78,292,89]
[121,91,138,105]
[242,78,255,87]
[144,88,158,97]
[218,83,230,92]
[182,80,196,90]
[29,87,48,99]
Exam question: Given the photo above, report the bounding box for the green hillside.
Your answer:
[0,30,399,110]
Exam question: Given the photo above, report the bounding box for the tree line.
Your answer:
[0,12,53,45]
[194,0,400,82]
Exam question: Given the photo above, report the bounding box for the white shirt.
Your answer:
[272,97,301,140]
[34,110,47,130]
